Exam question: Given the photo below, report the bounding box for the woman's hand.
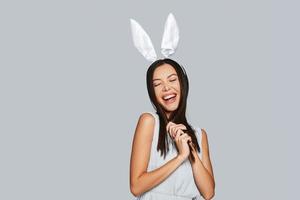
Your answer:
[166,122,192,160]
[166,122,187,139]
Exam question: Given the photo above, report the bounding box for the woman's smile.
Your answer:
[162,92,177,104]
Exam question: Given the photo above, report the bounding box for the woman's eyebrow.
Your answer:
[153,73,177,81]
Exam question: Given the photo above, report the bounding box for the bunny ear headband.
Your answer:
[130,13,179,62]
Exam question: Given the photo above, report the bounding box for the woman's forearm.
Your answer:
[131,155,185,197]
[190,152,215,199]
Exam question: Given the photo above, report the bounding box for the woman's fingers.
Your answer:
[174,130,183,140]
[174,128,189,139]
[176,133,191,142]
[171,125,187,138]
[167,122,187,132]
[173,129,183,139]
[166,122,188,140]
[166,122,175,132]
[171,124,187,133]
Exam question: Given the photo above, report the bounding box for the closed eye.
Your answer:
[153,78,177,87]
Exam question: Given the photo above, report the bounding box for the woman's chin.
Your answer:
[162,104,178,112]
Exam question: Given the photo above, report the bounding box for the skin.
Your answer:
[130,64,215,199]
[152,64,181,119]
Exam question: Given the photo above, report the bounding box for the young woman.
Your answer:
[129,58,215,200]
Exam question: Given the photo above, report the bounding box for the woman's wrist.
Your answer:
[176,154,186,163]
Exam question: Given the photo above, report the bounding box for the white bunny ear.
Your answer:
[130,18,157,62]
[161,13,180,58]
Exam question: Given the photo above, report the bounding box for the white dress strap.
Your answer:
[143,111,160,171]
[144,111,159,141]
[194,127,203,160]
[143,111,159,144]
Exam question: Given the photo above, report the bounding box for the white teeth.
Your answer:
[163,94,176,100]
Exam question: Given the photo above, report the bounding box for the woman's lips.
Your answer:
[162,94,177,104]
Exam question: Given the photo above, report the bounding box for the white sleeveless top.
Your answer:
[135,111,204,200]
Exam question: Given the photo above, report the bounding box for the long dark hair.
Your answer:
[146,58,200,162]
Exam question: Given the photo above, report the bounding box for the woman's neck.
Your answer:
[165,111,172,120]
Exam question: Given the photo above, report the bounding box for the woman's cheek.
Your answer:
[154,89,161,101]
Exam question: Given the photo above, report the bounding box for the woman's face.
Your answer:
[152,63,181,115]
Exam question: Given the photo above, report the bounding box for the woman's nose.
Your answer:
[162,83,170,91]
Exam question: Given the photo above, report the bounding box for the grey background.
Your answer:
[0,0,298,199]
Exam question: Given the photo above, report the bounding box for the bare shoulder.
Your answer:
[136,112,155,133]
[138,112,155,126]
[134,112,156,141]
